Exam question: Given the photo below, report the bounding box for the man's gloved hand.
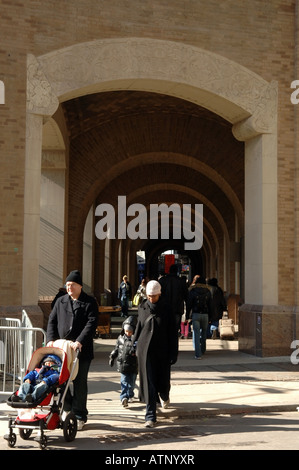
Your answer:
[109,357,114,367]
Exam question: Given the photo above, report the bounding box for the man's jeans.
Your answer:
[192,313,209,358]
[121,296,129,317]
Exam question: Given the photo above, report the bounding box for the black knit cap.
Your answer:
[65,270,83,286]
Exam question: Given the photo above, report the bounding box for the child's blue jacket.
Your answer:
[23,367,59,387]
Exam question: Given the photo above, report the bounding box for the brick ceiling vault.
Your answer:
[61,90,244,271]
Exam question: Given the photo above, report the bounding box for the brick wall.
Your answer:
[0,0,297,305]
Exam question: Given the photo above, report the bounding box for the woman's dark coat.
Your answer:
[209,285,227,322]
[46,291,98,360]
[133,297,178,404]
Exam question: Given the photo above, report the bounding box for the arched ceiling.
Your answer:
[61,89,244,269]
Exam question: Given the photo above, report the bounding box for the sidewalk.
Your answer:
[88,337,299,421]
[1,336,299,442]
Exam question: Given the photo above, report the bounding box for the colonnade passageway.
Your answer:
[25,39,281,356]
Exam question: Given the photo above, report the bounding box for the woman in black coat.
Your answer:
[133,280,178,428]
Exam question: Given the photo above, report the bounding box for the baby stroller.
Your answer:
[4,341,79,450]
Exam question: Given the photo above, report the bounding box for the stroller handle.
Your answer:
[59,348,80,413]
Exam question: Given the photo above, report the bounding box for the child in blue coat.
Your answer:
[13,354,61,403]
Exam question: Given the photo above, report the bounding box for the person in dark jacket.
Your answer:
[186,276,212,359]
[207,278,227,339]
[46,270,98,430]
[118,275,132,317]
[51,286,67,309]
[159,264,188,333]
[109,315,138,407]
[133,280,178,428]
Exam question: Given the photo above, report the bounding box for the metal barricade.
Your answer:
[0,310,46,394]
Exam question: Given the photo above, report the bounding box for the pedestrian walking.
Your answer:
[118,275,132,317]
[180,311,189,339]
[133,280,178,428]
[186,276,212,359]
[207,278,227,339]
[51,286,67,309]
[109,316,138,407]
[137,278,147,301]
[159,264,188,335]
[46,270,98,430]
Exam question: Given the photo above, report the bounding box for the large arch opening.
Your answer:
[25,38,278,355]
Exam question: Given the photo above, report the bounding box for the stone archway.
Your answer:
[25,38,278,347]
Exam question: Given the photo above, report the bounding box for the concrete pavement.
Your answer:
[87,336,299,422]
[1,336,299,448]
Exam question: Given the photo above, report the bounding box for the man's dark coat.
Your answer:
[46,291,98,360]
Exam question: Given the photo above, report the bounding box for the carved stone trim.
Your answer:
[232,80,278,141]
[34,38,277,139]
[27,54,59,116]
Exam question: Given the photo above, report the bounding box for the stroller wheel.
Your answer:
[63,412,77,442]
[4,418,17,448]
[19,428,33,440]
[39,434,48,450]
[6,432,16,448]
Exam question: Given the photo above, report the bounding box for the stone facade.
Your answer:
[0,0,298,356]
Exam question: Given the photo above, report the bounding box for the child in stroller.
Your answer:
[12,354,61,403]
[5,342,79,450]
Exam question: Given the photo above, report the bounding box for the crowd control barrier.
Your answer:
[0,310,46,394]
